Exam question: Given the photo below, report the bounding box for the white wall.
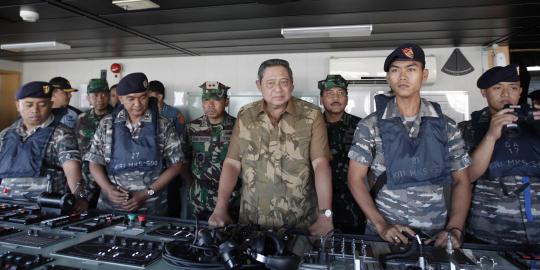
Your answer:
[0,59,22,72]
[21,46,489,119]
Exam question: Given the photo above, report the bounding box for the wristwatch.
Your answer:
[146,187,155,197]
[319,209,333,218]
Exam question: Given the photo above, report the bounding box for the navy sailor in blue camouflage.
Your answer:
[347,43,472,248]
[84,72,184,215]
[458,65,540,245]
[0,81,88,213]
[319,74,365,234]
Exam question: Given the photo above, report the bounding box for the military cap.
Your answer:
[529,89,540,100]
[16,81,52,100]
[199,81,230,100]
[49,76,78,92]
[383,43,426,72]
[477,65,520,89]
[318,74,348,93]
[117,72,148,96]
[148,80,165,95]
[87,78,109,94]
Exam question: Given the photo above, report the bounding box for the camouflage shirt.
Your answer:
[0,115,81,193]
[75,106,113,206]
[182,113,238,220]
[84,108,184,215]
[348,98,471,235]
[459,107,540,245]
[228,97,331,230]
[325,112,365,233]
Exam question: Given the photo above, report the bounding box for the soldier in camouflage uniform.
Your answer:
[84,73,184,215]
[209,59,334,236]
[458,65,540,245]
[348,43,471,248]
[75,78,113,208]
[319,74,365,234]
[0,81,88,213]
[181,81,239,221]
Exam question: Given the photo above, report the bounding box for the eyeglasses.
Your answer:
[322,91,347,98]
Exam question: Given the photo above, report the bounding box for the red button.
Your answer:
[2,187,9,194]
[137,215,146,222]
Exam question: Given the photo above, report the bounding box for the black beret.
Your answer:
[16,81,52,100]
[477,65,519,89]
[384,43,426,72]
[148,80,165,95]
[529,89,540,100]
[117,72,148,96]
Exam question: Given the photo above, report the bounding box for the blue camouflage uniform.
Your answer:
[348,96,471,236]
[459,107,540,245]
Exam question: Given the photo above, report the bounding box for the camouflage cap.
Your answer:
[199,81,230,100]
[87,78,109,94]
[318,74,348,92]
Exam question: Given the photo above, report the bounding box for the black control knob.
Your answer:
[121,239,127,247]
[147,242,154,249]
[98,234,105,243]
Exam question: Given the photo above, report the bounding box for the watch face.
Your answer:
[147,189,155,196]
[324,209,332,217]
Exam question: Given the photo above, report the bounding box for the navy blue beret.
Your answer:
[477,65,519,89]
[529,89,540,100]
[117,72,148,96]
[384,43,426,72]
[16,81,52,100]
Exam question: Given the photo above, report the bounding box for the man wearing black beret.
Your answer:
[348,43,472,248]
[528,88,540,107]
[458,65,540,245]
[0,81,88,213]
[84,72,185,215]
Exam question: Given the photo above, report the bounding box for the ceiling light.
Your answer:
[20,6,39,22]
[112,0,160,11]
[0,41,71,52]
[281,24,373,39]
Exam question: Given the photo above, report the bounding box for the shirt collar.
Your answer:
[16,114,55,137]
[382,97,439,120]
[114,108,152,124]
[257,96,297,117]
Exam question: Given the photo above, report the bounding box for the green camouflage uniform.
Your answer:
[348,98,471,236]
[236,97,330,230]
[183,113,238,220]
[84,108,184,215]
[459,107,540,245]
[325,112,365,233]
[0,115,81,194]
[75,106,112,207]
